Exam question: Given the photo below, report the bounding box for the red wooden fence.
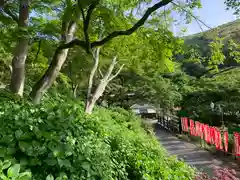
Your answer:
[180,117,240,158]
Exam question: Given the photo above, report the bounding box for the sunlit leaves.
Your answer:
[208,37,225,71]
[184,48,202,64]
[228,39,240,63]
[7,164,20,178]
[0,160,32,180]
[46,174,54,180]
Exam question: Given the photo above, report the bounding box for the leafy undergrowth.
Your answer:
[0,94,195,180]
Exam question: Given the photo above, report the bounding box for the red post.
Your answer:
[203,124,211,143]
[213,127,223,150]
[189,119,196,136]
[223,131,228,154]
[233,132,240,158]
[181,117,189,132]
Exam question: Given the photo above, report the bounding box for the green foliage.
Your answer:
[225,0,240,15]
[102,27,183,75]
[208,37,225,71]
[0,0,203,102]
[0,160,32,180]
[184,19,240,48]
[181,35,240,78]
[228,39,240,63]
[0,93,195,179]
[179,67,240,126]
[1,0,237,178]
[177,25,240,127]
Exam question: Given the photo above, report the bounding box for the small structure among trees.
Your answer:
[130,104,157,118]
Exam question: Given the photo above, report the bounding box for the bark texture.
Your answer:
[10,39,29,96]
[30,20,77,104]
[9,0,30,96]
[85,48,100,113]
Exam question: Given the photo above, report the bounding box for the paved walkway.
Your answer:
[153,122,240,178]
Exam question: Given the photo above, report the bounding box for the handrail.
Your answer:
[157,113,180,133]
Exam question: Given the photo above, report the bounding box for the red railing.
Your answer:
[181,117,240,158]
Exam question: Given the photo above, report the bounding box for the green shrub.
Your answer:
[0,95,195,179]
[0,160,32,180]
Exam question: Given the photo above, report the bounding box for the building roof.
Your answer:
[130,104,156,110]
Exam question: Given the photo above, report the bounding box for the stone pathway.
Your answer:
[153,122,240,178]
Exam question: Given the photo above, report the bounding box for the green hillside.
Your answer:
[184,19,240,46]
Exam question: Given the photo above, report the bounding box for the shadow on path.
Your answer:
[153,123,226,177]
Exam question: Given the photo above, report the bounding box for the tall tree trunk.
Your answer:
[85,48,100,112]
[30,1,99,103]
[10,0,30,96]
[30,22,77,104]
[10,40,29,96]
[85,51,124,114]
[85,80,108,114]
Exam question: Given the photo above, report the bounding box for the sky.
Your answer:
[171,0,238,36]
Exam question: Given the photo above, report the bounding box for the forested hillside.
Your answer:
[184,19,240,46]
[0,0,239,179]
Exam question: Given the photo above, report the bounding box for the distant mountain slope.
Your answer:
[184,19,240,47]
[178,20,240,78]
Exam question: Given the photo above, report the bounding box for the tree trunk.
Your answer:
[30,22,77,103]
[10,0,30,96]
[10,39,29,96]
[85,48,100,112]
[85,54,124,114]
[73,84,78,98]
[85,80,107,114]
[30,48,70,103]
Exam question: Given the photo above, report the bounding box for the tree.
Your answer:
[208,37,226,72]
[30,0,176,103]
[30,0,203,103]
[30,0,84,103]
[0,0,30,96]
[0,0,202,107]
[227,39,240,63]
[0,0,63,95]
[85,47,124,114]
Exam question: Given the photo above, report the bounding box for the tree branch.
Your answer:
[86,47,100,103]
[80,7,86,21]
[57,39,86,51]
[49,0,172,51]
[33,40,41,65]
[85,3,98,28]
[210,67,237,78]
[73,83,78,98]
[98,68,103,78]
[108,64,125,82]
[57,1,98,52]
[104,56,118,80]
[91,0,173,47]
[171,2,212,30]
[82,2,98,53]
[196,67,215,79]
